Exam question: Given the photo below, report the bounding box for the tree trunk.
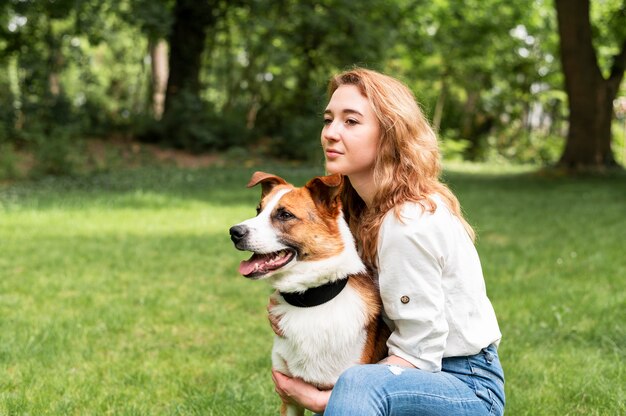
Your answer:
[150,38,168,120]
[461,89,481,160]
[163,0,216,116]
[45,16,62,97]
[555,0,626,170]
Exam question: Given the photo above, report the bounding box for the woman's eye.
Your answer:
[345,118,358,126]
[323,118,332,125]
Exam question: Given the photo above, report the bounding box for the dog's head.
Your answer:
[229,171,349,282]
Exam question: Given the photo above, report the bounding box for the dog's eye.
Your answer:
[276,209,295,221]
[256,204,262,215]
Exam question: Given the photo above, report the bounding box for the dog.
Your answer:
[229,171,389,416]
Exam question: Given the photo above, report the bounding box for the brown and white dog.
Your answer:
[229,172,389,416]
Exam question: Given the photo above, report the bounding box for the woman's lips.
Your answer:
[325,149,342,159]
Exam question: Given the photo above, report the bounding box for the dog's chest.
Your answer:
[271,285,370,386]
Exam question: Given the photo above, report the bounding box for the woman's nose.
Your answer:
[323,122,340,141]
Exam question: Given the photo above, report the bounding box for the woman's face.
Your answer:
[321,85,381,179]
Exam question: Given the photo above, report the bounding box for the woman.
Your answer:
[271,68,505,415]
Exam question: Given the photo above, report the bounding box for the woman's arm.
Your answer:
[271,370,332,413]
[378,204,450,372]
[271,355,413,413]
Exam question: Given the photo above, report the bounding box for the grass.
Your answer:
[0,163,624,415]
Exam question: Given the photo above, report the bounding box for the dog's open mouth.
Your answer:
[238,249,296,278]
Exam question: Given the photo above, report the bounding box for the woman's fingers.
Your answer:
[271,369,290,403]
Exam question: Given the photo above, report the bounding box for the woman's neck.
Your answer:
[348,173,376,207]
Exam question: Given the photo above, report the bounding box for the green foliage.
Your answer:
[158,92,218,150]
[439,136,471,161]
[30,126,83,176]
[0,164,625,414]
[613,118,626,165]
[0,65,16,144]
[201,0,400,156]
[0,0,625,169]
[271,115,324,161]
[0,144,19,179]
[125,0,173,41]
[591,0,626,78]
[138,91,252,151]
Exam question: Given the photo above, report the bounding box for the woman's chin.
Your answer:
[324,161,342,175]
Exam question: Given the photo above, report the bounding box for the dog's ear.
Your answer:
[305,174,343,213]
[247,171,288,198]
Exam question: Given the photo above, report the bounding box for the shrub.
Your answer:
[22,122,83,177]
[137,91,253,152]
[270,115,322,161]
[0,144,19,180]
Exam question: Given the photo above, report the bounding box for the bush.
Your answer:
[0,144,19,180]
[21,122,83,177]
[136,91,253,152]
[270,115,322,161]
[440,134,471,162]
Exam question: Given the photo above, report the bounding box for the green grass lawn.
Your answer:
[0,164,624,415]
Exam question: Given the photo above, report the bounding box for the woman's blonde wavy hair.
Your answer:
[327,68,475,268]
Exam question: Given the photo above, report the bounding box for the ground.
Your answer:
[4,137,225,182]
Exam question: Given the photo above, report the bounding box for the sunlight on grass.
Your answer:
[0,164,624,414]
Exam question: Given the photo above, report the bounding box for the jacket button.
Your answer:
[400,295,410,304]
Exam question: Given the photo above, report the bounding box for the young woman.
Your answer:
[271,68,505,415]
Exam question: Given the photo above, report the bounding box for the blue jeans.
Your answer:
[322,344,505,415]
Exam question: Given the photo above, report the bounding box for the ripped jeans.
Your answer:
[321,344,505,416]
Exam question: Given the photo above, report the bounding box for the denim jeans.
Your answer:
[321,344,505,415]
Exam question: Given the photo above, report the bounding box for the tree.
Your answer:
[396,0,561,162]
[126,0,173,119]
[259,0,400,159]
[428,0,528,160]
[163,0,218,117]
[555,0,626,170]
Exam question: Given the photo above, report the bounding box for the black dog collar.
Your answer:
[280,278,349,307]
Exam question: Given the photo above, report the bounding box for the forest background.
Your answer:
[1,0,626,178]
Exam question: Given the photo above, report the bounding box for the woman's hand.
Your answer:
[271,369,331,413]
[267,293,284,337]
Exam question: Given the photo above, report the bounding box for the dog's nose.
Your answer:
[229,225,248,244]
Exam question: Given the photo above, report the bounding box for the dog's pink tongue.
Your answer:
[238,253,267,276]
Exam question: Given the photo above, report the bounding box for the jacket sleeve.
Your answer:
[378,207,449,372]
